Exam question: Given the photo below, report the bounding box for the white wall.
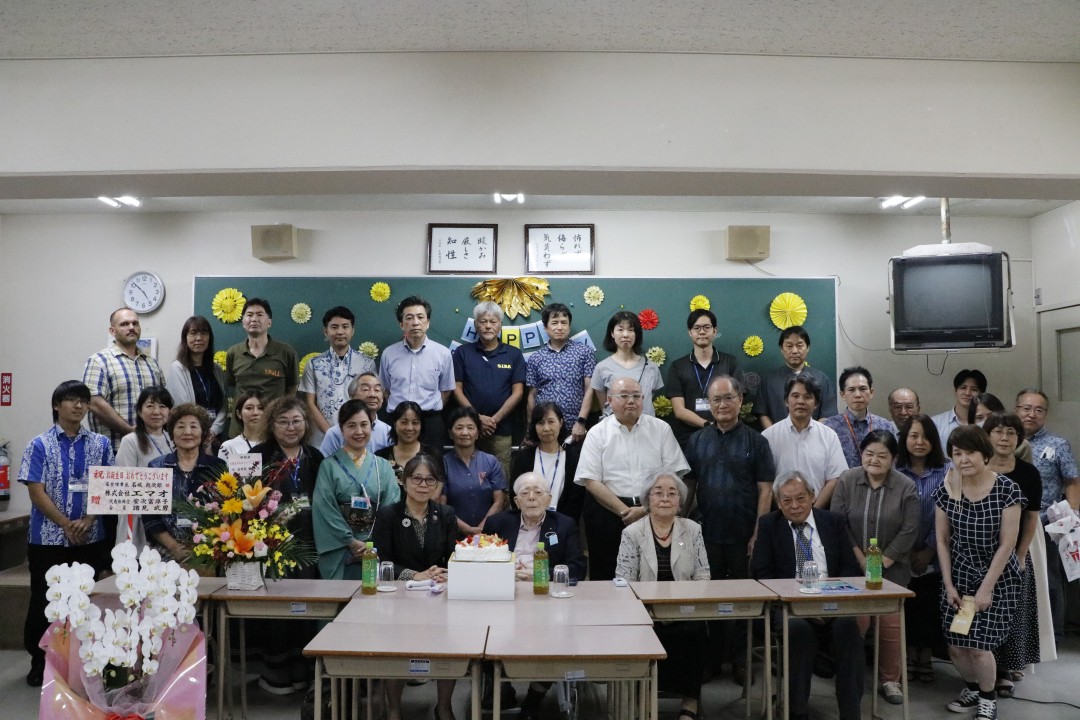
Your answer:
[1031,201,1080,309]
[0,208,1036,513]
[2,53,1078,179]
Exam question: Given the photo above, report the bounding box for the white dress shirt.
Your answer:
[762,417,848,494]
[574,414,689,497]
[788,510,829,575]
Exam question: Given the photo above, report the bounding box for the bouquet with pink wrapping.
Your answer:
[39,542,204,720]
[40,622,206,720]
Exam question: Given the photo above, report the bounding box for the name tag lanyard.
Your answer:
[693,363,715,405]
[333,454,376,510]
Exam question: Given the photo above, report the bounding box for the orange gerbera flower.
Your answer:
[222,519,257,557]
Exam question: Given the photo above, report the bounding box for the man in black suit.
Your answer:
[484,472,587,582]
[751,471,864,720]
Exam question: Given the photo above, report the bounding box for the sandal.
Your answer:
[914,659,935,683]
[995,679,1015,698]
[1008,670,1024,682]
[678,711,698,720]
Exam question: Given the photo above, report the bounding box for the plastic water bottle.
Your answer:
[866,537,883,590]
[361,542,379,595]
[533,542,549,595]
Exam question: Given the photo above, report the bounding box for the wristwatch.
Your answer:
[576,416,588,425]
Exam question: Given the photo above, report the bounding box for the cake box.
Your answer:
[447,552,516,601]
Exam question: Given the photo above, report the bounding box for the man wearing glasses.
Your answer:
[683,375,774,685]
[667,309,740,447]
[1015,388,1079,639]
[575,377,688,580]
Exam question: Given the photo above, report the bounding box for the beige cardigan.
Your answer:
[614,515,711,581]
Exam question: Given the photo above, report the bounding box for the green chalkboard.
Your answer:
[194,275,837,409]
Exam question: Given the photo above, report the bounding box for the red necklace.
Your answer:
[650,518,673,542]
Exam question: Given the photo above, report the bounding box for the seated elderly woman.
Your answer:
[371,454,459,720]
[615,472,710,720]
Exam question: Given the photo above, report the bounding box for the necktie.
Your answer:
[793,522,813,576]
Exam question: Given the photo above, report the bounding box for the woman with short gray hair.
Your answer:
[615,471,709,720]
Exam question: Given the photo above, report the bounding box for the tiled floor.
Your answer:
[10,635,1079,719]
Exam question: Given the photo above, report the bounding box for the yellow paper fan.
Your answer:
[769,292,808,330]
[211,288,245,323]
[470,277,551,320]
[743,335,764,357]
[298,352,320,378]
[653,395,673,418]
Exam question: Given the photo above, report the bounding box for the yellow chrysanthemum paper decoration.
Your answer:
[291,303,312,324]
[370,282,391,303]
[470,277,550,320]
[211,288,245,323]
[653,395,673,418]
[645,346,667,366]
[743,335,765,357]
[298,352,320,378]
[213,351,228,370]
[769,292,808,330]
[689,294,711,312]
[583,285,605,307]
[358,341,379,359]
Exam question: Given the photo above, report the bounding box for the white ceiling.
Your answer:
[2,0,1078,62]
[1,1,1077,217]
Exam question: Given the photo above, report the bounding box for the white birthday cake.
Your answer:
[453,534,511,562]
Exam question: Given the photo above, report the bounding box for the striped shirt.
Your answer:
[82,342,165,446]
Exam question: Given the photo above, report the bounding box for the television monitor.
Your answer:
[889,251,1012,351]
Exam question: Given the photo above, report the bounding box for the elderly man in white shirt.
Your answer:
[761,373,847,509]
[575,376,689,580]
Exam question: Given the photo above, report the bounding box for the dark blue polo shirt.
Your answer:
[452,341,527,436]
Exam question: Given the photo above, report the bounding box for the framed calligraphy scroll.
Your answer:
[525,224,595,274]
[427,224,498,274]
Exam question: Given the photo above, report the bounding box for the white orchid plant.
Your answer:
[45,542,199,685]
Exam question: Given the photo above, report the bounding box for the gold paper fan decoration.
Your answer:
[470,277,551,320]
[769,292,808,330]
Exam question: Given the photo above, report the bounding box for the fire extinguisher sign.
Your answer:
[1,373,11,406]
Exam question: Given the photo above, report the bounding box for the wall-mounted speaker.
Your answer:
[251,224,298,260]
[725,225,770,262]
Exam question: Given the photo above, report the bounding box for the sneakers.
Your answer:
[946,688,980,713]
[880,681,904,705]
[976,696,997,719]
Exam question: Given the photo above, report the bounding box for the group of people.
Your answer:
[15,295,1078,720]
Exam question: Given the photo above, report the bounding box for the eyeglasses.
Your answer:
[649,490,680,500]
[690,324,715,332]
[61,396,89,406]
[516,488,549,498]
[611,393,643,402]
[274,418,305,428]
[710,394,741,405]
[778,494,811,506]
[989,427,1019,438]
[1015,405,1047,416]
[407,475,439,487]
[890,403,917,411]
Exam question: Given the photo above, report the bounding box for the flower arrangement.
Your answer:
[358,341,379,359]
[743,335,764,357]
[291,302,312,324]
[638,308,659,330]
[645,346,667,366]
[211,288,245,323]
[370,282,391,302]
[583,285,605,307]
[769,292,808,329]
[689,294,711,312]
[653,395,673,418]
[213,350,228,370]
[46,543,198,686]
[298,351,320,378]
[177,468,316,580]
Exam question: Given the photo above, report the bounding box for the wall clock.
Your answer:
[122,271,165,313]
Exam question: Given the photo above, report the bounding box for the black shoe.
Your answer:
[519,688,545,720]
[26,661,44,688]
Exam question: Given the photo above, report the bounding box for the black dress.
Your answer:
[994,460,1042,669]
[652,539,707,699]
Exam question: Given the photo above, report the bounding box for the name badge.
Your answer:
[351,496,369,510]
[68,482,88,493]
[296,494,310,508]
[546,534,559,547]
[695,398,710,413]
[176,518,193,529]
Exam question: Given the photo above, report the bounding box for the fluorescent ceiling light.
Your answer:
[880,196,908,209]
[116,196,142,207]
[493,193,525,204]
[98,196,121,208]
[901,196,926,209]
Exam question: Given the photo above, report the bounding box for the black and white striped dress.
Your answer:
[933,475,1022,650]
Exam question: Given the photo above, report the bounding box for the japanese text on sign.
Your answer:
[428,225,496,273]
[87,466,173,515]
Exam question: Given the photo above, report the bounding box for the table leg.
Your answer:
[745,618,752,720]
[351,677,359,720]
[470,661,481,720]
[899,605,909,720]
[331,673,338,720]
[314,658,323,720]
[492,661,502,718]
[650,661,659,720]
[240,618,248,720]
[764,609,772,720]
[217,603,226,720]
[782,605,789,720]
[872,615,880,719]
